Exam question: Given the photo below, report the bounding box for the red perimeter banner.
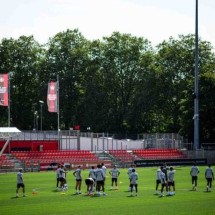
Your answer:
[0,74,9,106]
[47,81,58,112]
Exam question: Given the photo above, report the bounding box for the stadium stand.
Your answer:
[108,150,140,163]
[133,149,186,160]
[11,150,102,171]
[0,154,15,170]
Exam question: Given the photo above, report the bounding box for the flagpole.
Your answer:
[57,75,60,149]
[8,72,10,127]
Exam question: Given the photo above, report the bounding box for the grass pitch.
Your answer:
[0,166,215,215]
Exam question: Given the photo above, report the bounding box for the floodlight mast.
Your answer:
[194,0,199,150]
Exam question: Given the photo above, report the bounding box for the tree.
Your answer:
[98,32,153,133]
[156,35,215,142]
[0,36,44,129]
[42,29,90,129]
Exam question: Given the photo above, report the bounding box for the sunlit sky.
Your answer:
[0,0,215,47]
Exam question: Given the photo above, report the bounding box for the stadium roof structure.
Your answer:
[0,127,21,156]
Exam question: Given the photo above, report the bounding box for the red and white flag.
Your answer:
[0,73,9,106]
[47,81,58,112]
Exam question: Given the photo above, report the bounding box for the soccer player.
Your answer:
[155,167,162,194]
[59,165,67,191]
[127,164,135,191]
[73,165,82,194]
[16,168,26,197]
[95,164,106,196]
[85,178,95,195]
[89,166,96,191]
[109,165,120,189]
[205,164,214,192]
[160,166,167,197]
[56,164,61,189]
[101,163,107,181]
[129,168,138,196]
[162,163,168,181]
[167,166,176,196]
[190,163,199,191]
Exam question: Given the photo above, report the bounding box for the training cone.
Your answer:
[32,189,37,194]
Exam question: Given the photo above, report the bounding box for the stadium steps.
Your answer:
[94,151,113,161]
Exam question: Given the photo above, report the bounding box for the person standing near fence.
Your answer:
[205,164,214,192]
[190,163,199,191]
[16,168,26,197]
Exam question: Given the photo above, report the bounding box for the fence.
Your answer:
[4,131,185,151]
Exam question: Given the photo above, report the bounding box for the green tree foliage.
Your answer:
[0,36,44,129]
[42,29,90,129]
[0,31,215,143]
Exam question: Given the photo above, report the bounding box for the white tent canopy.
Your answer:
[0,127,21,132]
[0,127,21,156]
[0,127,21,139]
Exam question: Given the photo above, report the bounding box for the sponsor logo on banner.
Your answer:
[47,81,58,112]
[0,74,8,106]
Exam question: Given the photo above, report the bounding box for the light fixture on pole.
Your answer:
[39,100,44,131]
[33,110,38,131]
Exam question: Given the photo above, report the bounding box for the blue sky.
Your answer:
[0,0,215,47]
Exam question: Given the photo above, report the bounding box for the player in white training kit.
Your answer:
[89,166,96,192]
[129,169,138,196]
[128,164,135,191]
[56,164,61,189]
[73,166,82,194]
[85,178,95,195]
[205,164,214,192]
[155,167,162,194]
[101,163,107,181]
[109,165,120,189]
[190,163,199,191]
[160,166,167,197]
[95,164,106,196]
[16,168,26,197]
[167,167,176,196]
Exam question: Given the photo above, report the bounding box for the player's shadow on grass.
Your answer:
[153,193,160,196]
[108,188,119,191]
[11,196,19,199]
[127,195,137,198]
[203,190,212,193]
[71,193,80,196]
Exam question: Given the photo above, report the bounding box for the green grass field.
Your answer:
[0,166,215,215]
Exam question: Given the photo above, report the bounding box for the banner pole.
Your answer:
[57,75,60,149]
[8,72,10,127]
